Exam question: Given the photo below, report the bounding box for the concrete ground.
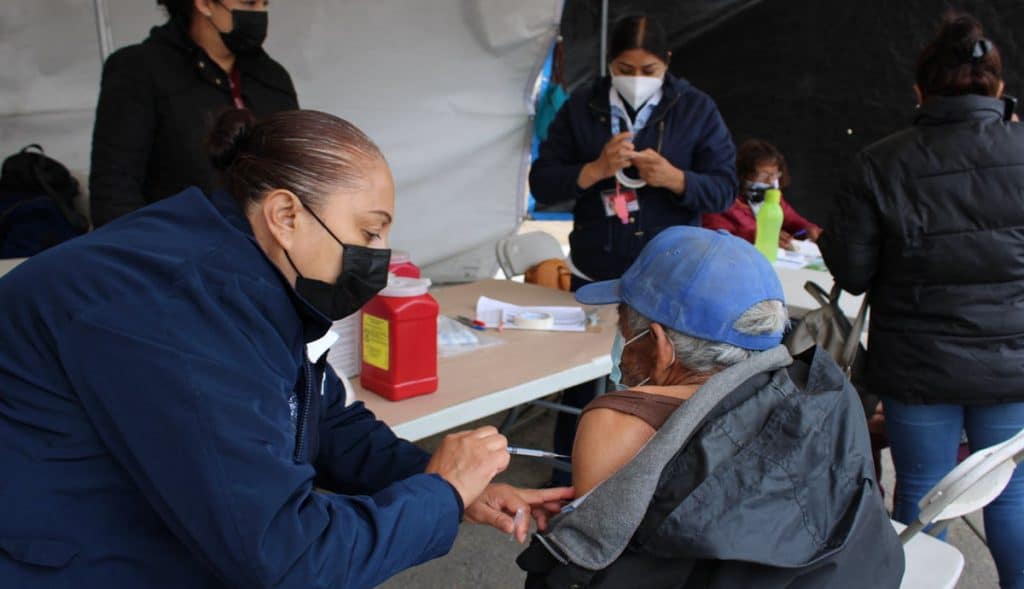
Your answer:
[380,221,1001,588]
[378,406,1000,589]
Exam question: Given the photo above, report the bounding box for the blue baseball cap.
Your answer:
[576,227,785,350]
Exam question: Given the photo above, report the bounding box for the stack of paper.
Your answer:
[475,296,587,332]
[773,240,825,270]
[774,248,810,269]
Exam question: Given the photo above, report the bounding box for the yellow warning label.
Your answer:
[362,314,390,371]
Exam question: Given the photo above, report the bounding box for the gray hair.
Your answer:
[626,300,789,374]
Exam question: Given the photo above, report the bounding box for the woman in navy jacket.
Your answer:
[530,15,737,284]
[0,109,570,588]
[531,15,737,480]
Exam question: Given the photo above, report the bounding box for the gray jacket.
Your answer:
[518,346,904,588]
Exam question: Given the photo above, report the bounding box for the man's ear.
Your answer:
[261,189,302,250]
[649,323,677,375]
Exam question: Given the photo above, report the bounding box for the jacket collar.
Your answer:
[208,190,333,343]
[148,21,290,92]
[914,94,1006,126]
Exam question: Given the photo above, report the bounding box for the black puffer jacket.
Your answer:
[89,21,298,227]
[819,95,1024,404]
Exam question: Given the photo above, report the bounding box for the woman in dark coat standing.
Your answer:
[531,16,736,284]
[819,14,1024,588]
[89,0,298,227]
[529,14,737,484]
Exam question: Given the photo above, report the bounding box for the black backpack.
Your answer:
[0,144,89,258]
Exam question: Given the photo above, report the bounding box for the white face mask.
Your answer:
[611,74,663,110]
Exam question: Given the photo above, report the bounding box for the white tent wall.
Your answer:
[0,0,103,215]
[1,0,562,282]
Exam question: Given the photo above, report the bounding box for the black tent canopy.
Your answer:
[544,0,1023,223]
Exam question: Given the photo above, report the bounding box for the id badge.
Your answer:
[601,188,639,224]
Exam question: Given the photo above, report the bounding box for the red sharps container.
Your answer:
[360,276,438,400]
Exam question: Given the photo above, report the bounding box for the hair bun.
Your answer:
[208,108,257,171]
[938,14,984,60]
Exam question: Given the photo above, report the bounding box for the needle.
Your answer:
[507,446,570,460]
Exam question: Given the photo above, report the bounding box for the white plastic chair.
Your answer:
[896,427,1024,589]
[495,231,565,279]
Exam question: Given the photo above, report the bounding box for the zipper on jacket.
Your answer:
[293,360,314,462]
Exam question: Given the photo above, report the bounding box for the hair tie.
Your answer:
[971,38,992,62]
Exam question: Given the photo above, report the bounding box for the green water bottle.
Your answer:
[754,188,784,262]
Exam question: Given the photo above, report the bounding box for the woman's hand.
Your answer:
[631,149,685,194]
[577,132,635,190]
[425,426,510,509]
[465,483,575,544]
[779,230,794,250]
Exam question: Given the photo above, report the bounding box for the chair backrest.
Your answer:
[903,426,1024,542]
[495,231,564,278]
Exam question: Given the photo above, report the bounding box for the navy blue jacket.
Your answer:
[0,188,461,588]
[530,75,737,281]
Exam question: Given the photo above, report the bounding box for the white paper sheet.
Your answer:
[795,240,821,258]
[475,296,587,332]
[773,240,825,270]
[773,248,810,269]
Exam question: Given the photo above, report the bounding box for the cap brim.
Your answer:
[575,280,622,305]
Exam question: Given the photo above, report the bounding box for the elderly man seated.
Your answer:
[517,227,904,588]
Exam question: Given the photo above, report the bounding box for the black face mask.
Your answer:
[285,207,391,321]
[213,5,268,55]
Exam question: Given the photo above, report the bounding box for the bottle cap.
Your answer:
[378,274,432,298]
[389,250,412,265]
[765,188,781,204]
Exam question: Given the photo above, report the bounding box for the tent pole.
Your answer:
[599,0,608,74]
[94,0,114,62]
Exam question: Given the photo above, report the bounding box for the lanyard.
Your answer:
[608,87,662,136]
[229,66,245,110]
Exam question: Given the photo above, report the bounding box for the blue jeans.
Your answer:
[883,397,1024,589]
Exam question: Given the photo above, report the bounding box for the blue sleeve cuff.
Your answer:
[444,480,465,521]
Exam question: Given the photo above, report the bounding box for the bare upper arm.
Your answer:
[572,408,657,496]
